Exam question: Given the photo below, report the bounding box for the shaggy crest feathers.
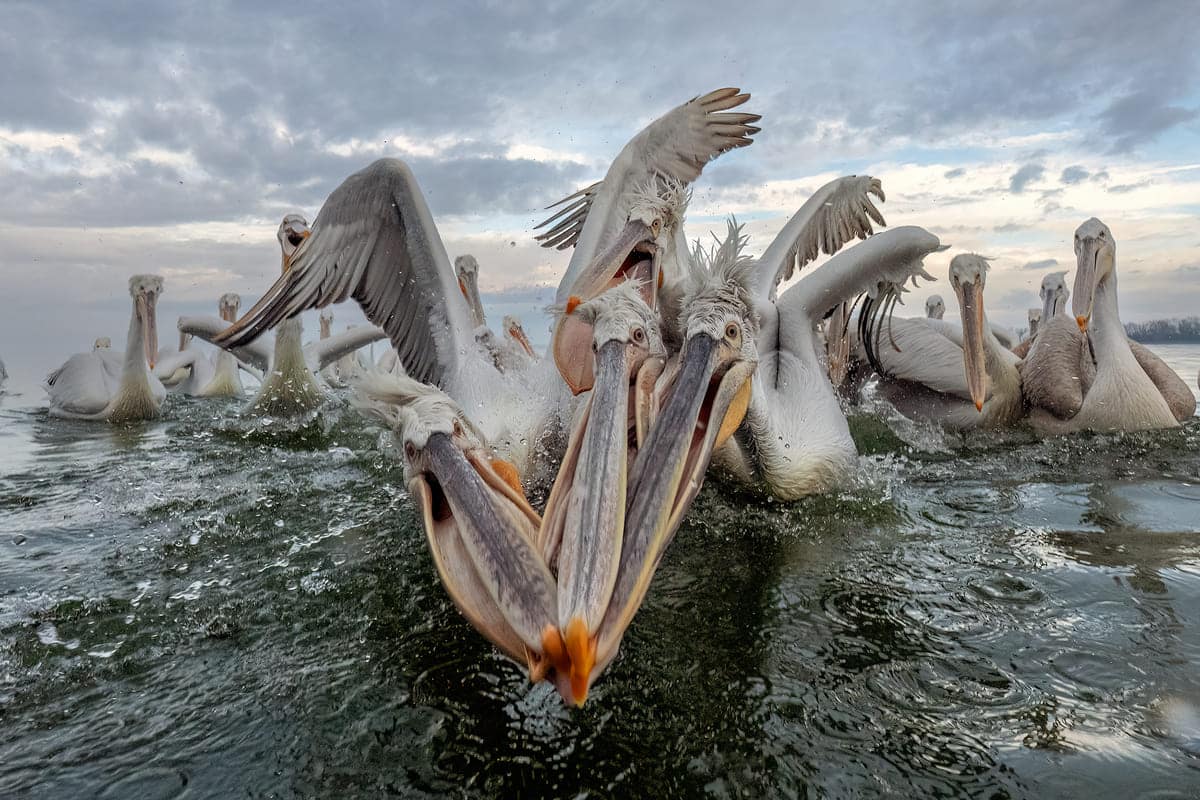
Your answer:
[680,220,759,340]
[628,174,691,231]
[129,274,164,295]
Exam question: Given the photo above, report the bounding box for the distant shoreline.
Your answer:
[1125,318,1200,344]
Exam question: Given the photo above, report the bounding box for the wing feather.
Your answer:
[754,175,886,303]
[178,315,272,372]
[215,159,479,387]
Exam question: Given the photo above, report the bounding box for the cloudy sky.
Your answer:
[1,0,1198,387]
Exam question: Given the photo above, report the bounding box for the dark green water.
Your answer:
[2,382,1200,798]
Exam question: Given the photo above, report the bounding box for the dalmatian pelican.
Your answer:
[212,89,761,701]
[181,215,387,416]
[1021,218,1195,431]
[925,295,945,320]
[45,275,165,421]
[155,293,258,397]
[453,253,537,372]
[855,254,1024,430]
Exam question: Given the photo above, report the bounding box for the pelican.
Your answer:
[213,89,762,699]
[855,255,1024,430]
[1013,272,1069,358]
[1022,218,1195,431]
[0,356,7,390]
[925,294,945,320]
[1027,308,1042,340]
[45,275,165,421]
[180,215,387,416]
[452,254,537,373]
[537,282,668,703]
[155,294,257,397]
[93,337,111,350]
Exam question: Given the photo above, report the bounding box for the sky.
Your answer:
[1,0,1198,390]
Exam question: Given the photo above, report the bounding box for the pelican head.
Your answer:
[455,255,486,328]
[502,314,535,358]
[1027,307,1042,339]
[129,274,163,370]
[948,254,991,412]
[355,374,566,685]
[276,213,310,270]
[553,180,689,387]
[592,258,757,684]
[1071,218,1114,332]
[925,294,945,320]
[1040,270,1070,321]
[540,282,665,705]
[218,292,241,324]
[319,309,334,339]
[93,337,111,351]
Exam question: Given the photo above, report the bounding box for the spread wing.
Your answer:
[548,88,760,301]
[179,316,272,372]
[754,175,886,303]
[215,159,481,388]
[306,324,389,372]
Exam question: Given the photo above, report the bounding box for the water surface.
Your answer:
[1,348,1199,798]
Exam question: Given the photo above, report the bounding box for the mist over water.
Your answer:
[1,347,1199,797]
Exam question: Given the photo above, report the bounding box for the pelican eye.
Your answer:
[452,419,464,437]
[631,326,645,343]
[725,322,739,341]
[404,442,417,461]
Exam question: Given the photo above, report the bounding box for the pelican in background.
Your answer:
[925,295,945,320]
[213,89,762,701]
[45,275,166,421]
[1022,218,1194,431]
[453,253,538,373]
[0,356,7,391]
[93,338,111,350]
[856,255,1023,430]
[156,293,257,397]
[1027,308,1042,339]
[1013,271,1068,358]
[181,215,387,416]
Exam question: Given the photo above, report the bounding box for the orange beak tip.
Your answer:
[1075,315,1089,332]
[566,295,582,315]
[974,400,984,412]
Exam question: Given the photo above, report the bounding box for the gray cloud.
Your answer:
[1108,179,1153,194]
[944,168,965,179]
[1060,165,1089,184]
[1009,163,1045,193]
[1099,90,1198,152]
[1022,258,1059,271]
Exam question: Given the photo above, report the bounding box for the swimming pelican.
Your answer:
[452,253,538,373]
[925,295,945,320]
[1022,218,1194,431]
[1027,308,1042,339]
[45,275,166,421]
[155,294,256,397]
[93,338,111,351]
[212,89,762,699]
[856,255,1024,430]
[181,215,387,416]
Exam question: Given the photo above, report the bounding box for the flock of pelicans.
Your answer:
[10,88,1199,707]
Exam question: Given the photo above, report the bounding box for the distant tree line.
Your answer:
[1125,317,1200,343]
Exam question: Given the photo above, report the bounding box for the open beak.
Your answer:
[1072,238,1104,332]
[139,294,158,369]
[955,281,989,412]
[585,333,754,692]
[413,432,569,683]
[539,339,650,705]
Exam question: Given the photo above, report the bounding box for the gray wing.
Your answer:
[533,181,602,251]
[851,316,972,400]
[307,325,389,371]
[179,315,272,372]
[550,88,760,301]
[1020,314,1088,419]
[1129,340,1196,421]
[753,175,886,304]
[215,159,478,388]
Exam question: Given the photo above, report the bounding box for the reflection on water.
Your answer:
[1,368,1200,797]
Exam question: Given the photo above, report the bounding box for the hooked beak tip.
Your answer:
[1075,315,1089,332]
[564,617,596,707]
[974,400,983,412]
